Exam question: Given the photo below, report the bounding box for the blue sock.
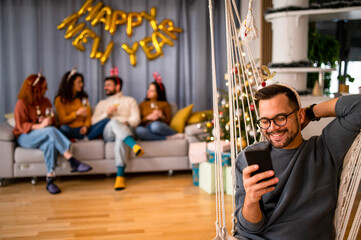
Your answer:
[123,136,137,148]
[117,166,124,177]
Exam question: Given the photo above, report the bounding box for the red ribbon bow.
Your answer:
[153,72,163,91]
[110,67,119,76]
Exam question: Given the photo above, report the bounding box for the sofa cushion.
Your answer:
[169,104,194,133]
[70,140,104,160]
[105,139,188,159]
[15,147,45,163]
[0,122,15,141]
[187,110,213,124]
[14,140,104,163]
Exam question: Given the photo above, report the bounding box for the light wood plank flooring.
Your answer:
[0,172,360,239]
[0,172,234,240]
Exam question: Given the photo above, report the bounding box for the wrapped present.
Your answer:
[192,163,199,186]
[207,140,231,152]
[206,150,231,166]
[225,166,234,196]
[189,142,207,164]
[199,162,226,194]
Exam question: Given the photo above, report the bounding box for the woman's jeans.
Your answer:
[59,118,110,140]
[17,127,71,174]
[135,121,176,141]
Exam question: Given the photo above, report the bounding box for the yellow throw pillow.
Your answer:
[170,104,194,133]
[187,110,213,125]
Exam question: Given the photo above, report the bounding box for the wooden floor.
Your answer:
[0,172,234,240]
[0,172,360,240]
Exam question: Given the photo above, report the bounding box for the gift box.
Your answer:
[192,163,199,186]
[199,162,226,194]
[189,142,207,164]
[225,166,234,196]
[206,150,231,166]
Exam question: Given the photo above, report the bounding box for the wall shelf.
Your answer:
[269,67,335,73]
[265,6,361,22]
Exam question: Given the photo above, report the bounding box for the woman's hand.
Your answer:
[146,111,159,121]
[79,126,88,135]
[153,110,163,119]
[38,117,52,128]
[76,107,87,117]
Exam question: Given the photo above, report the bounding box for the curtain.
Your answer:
[0,0,228,121]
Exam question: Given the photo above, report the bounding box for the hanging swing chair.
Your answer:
[208,0,361,239]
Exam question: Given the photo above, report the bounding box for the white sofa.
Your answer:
[0,121,206,186]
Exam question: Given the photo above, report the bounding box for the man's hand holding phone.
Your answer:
[241,148,279,223]
[242,165,278,204]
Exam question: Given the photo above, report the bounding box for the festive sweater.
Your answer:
[54,96,91,128]
[13,98,56,138]
[139,100,172,126]
[235,95,361,240]
[91,92,140,128]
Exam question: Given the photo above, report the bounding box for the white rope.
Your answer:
[335,132,361,240]
[348,201,361,240]
[223,0,262,236]
[208,0,225,238]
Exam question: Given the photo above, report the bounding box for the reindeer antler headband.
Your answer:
[152,72,164,91]
[259,66,300,107]
[67,67,77,82]
[32,71,42,87]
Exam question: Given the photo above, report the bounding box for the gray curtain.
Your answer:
[0,0,228,121]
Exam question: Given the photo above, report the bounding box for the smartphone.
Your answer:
[244,148,276,186]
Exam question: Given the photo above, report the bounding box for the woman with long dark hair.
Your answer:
[13,73,92,194]
[55,68,109,140]
[135,74,184,140]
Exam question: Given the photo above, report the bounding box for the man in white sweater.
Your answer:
[92,76,144,191]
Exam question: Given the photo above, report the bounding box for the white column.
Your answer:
[269,0,309,91]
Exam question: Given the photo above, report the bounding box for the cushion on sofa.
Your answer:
[70,140,104,160]
[169,104,194,133]
[187,110,213,124]
[15,147,45,163]
[0,122,15,141]
[105,139,188,159]
[15,140,105,163]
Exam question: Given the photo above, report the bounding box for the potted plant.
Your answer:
[308,29,340,93]
[337,74,355,93]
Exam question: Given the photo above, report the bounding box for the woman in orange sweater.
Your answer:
[135,76,184,141]
[13,73,92,194]
[55,69,109,140]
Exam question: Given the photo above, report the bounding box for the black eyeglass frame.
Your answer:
[256,109,298,130]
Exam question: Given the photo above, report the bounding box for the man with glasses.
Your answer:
[235,84,361,240]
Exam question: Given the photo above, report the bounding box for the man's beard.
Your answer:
[264,119,300,149]
[105,89,116,96]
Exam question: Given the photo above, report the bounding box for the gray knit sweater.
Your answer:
[235,95,361,240]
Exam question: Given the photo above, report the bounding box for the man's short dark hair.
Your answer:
[255,84,300,110]
[105,76,123,91]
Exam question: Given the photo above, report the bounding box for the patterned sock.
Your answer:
[133,144,144,157]
[123,136,137,148]
[123,136,144,156]
[117,166,125,177]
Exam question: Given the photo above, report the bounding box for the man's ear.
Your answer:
[116,84,121,92]
[298,108,305,124]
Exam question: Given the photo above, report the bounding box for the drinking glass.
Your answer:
[45,107,54,118]
[82,98,89,107]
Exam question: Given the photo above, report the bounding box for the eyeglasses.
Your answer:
[256,109,298,130]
